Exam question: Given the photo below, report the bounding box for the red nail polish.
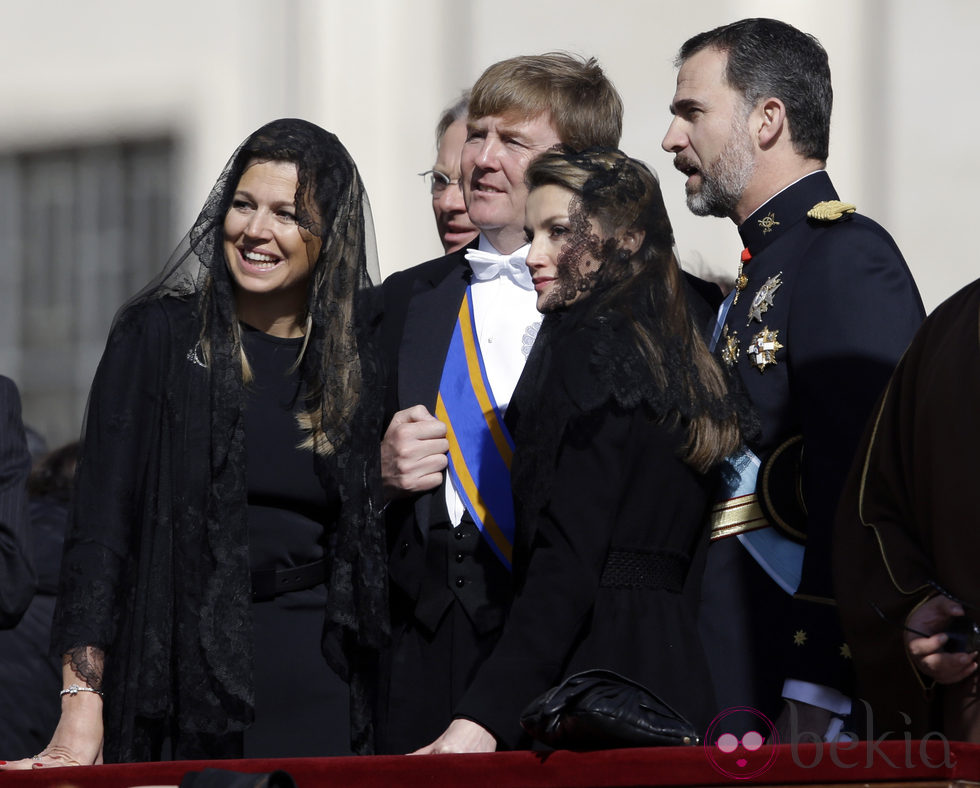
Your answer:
[0,760,7,765]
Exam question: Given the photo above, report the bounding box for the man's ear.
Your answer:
[756,97,787,149]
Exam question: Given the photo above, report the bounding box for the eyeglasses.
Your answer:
[419,169,461,195]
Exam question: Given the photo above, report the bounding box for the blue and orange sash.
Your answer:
[435,288,516,570]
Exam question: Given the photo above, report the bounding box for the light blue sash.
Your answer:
[713,448,805,595]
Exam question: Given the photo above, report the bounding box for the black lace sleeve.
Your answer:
[64,646,105,691]
[53,302,172,660]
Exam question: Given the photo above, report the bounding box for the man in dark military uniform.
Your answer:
[663,18,924,740]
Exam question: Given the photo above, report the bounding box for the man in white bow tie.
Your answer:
[376,53,624,753]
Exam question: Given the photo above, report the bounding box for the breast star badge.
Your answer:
[720,326,739,368]
[793,629,807,646]
[748,327,783,372]
[758,211,780,234]
[747,272,783,325]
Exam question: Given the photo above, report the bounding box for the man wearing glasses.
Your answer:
[421,92,479,254]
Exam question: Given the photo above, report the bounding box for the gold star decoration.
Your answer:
[840,643,852,659]
[758,211,780,234]
[793,629,807,647]
[721,326,740,368]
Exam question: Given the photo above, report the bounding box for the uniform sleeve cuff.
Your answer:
[781,679,851,716]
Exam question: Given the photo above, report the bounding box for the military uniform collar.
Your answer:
[737,170,837,256]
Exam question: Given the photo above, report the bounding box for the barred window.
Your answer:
[0,138,176,448]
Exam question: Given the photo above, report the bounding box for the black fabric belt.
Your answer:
[599,549,688,592]
[251,558,326,602]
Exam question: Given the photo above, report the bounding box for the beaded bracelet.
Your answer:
[60,683,104,698]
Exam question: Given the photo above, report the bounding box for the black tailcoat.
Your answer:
[377,246,517,752]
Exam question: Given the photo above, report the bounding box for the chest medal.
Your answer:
[746,272,783,326]
[748,327,783,372]
[732,247,752,305]
[720,326,740,369]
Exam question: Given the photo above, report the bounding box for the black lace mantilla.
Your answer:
[510,282,748,561]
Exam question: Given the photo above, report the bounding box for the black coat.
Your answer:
[0,496,67,757]
[835,278,980,736]
[454,307,717,747]
[0,375,34,629]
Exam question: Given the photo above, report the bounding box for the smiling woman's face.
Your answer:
[222,159,321,327]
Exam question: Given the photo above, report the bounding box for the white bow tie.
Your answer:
[465,246,533,290]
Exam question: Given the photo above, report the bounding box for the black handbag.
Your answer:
[520,668,700,750]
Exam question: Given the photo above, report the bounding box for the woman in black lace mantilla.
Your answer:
[5,119,387,765]
[419,149,745,752]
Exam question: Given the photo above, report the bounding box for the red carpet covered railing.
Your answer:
[2,741,978,788]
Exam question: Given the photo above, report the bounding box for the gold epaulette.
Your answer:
[807,200,856,222]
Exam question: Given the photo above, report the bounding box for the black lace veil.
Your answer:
[54,119,386,757]
[510,149,746,557]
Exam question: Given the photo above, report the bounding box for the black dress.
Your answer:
[54,299,366,760]
[454,306,717,747]
[240,325,351,756]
